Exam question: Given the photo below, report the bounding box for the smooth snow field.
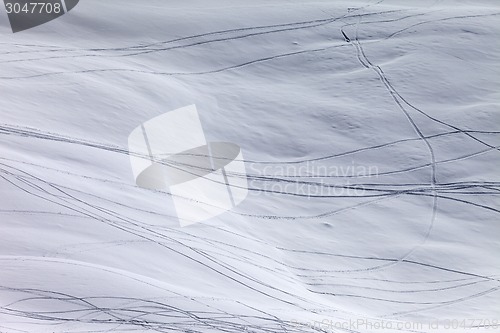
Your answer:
[0,0,499,332]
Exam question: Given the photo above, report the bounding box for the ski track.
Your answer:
[1,0,499,332]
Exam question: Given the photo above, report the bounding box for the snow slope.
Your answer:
[0,0,499,332]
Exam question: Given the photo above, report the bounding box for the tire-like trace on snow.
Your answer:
[0,0,499,332]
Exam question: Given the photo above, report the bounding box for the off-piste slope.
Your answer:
[0,0,499,332]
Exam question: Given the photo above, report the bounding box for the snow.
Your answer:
[0,0,499,332]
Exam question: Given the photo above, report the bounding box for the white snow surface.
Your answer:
[0,0,499,332]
